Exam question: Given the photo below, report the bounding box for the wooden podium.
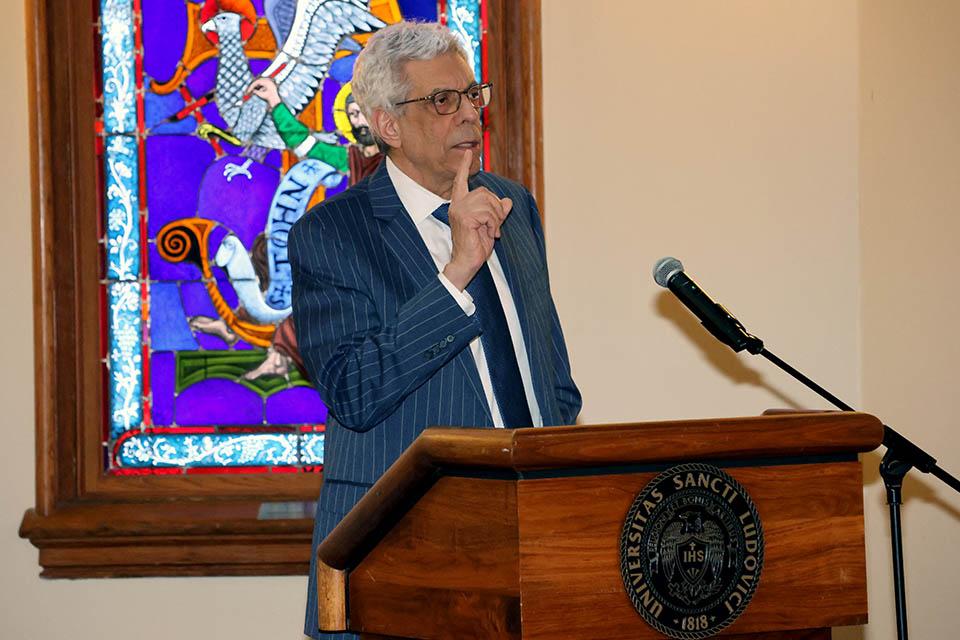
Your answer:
[314,412,883,639]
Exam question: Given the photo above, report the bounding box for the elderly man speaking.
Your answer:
[290,21,581,639]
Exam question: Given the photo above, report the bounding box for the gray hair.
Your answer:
[351,21,471,147]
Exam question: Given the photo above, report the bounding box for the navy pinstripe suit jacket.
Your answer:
[290,161,580,638]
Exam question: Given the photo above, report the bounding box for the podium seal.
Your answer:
[620,463,764,639]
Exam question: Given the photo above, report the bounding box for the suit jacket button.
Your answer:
[446,335,455,343]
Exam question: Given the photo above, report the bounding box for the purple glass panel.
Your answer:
[325,179,348,198]
[146,135,215,237]
[179,280,220,318]
[185,60,217,99]
[403,0,439,21]
[141,0,187,82]
[321,77,340,130]
[149,243,205,282]
[150,282,200,351]
[196,156,280,249]
[266,387,328,424]
[198,100,228,131]
[218,279,240,309]
[263,149,283,169]
[150,351,176,426]
[328,54,357,84]
[250,58,270,77]
[144,91,195,135]
[176,378,263,425]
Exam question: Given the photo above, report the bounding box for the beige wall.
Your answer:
[543,1,861,424]
[2,1,957,638]
[860,1,960,638]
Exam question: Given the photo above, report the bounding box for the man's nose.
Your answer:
[455,93,481,123]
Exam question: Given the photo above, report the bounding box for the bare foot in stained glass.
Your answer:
[189,315,239,346]
[242,346,292,381]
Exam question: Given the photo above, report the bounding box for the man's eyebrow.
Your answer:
[426,82,480,94]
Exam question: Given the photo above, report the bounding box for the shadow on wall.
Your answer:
[653,291,807,411]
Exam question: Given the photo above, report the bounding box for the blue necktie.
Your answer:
[432,203,533,427]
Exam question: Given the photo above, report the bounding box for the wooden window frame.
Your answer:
[19,0,544,578]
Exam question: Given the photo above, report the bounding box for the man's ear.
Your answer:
[373,109,401,150]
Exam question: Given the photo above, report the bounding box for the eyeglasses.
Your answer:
[395,83,493,115]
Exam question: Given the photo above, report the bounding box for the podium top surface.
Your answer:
[411,411,882,471]
[317,412,882,569]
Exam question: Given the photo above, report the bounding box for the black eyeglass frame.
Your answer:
[394,82,493,115]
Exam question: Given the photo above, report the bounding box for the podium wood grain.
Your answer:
[517,462,866,638]
[346,462,864,639]
[315,414,881,638]
[350,477,521,639]
[319,413,881,571]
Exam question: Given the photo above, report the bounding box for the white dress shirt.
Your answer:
[385,157,543,428]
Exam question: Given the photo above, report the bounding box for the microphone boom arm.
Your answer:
[756,346,960,640]
[654,257,959,640]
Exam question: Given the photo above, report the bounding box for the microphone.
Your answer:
[653,257,764,354]
[653,261,959,640]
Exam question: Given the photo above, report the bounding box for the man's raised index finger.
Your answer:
[452,149,472,200]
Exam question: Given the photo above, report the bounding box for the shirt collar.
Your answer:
[385,156,449,225]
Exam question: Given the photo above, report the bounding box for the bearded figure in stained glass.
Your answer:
[153,0,386,383]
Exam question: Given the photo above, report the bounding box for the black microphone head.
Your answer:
[653,257,684,288]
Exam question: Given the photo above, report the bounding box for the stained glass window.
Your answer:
[98,0,489,475]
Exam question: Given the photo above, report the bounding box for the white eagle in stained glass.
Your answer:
[199,0,384,150]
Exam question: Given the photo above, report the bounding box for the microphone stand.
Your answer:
[653,257,959,638]
[753,346,960,640]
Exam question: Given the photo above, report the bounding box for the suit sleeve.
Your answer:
[526,190,583,425]
[289,207,482,432]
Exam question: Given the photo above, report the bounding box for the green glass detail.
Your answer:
[175,351,313,397]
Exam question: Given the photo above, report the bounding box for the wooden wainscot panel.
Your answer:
[20,500,315,578]
[349,476,521,639]
[516,462,867,639]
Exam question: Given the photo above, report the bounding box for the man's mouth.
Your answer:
[453,140,480,150]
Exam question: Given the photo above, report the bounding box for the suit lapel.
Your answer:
[369,163,437,291]
[369,162,491,422]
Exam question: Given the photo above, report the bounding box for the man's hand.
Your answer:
[247,77,282,109]
[442,150,513,290]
